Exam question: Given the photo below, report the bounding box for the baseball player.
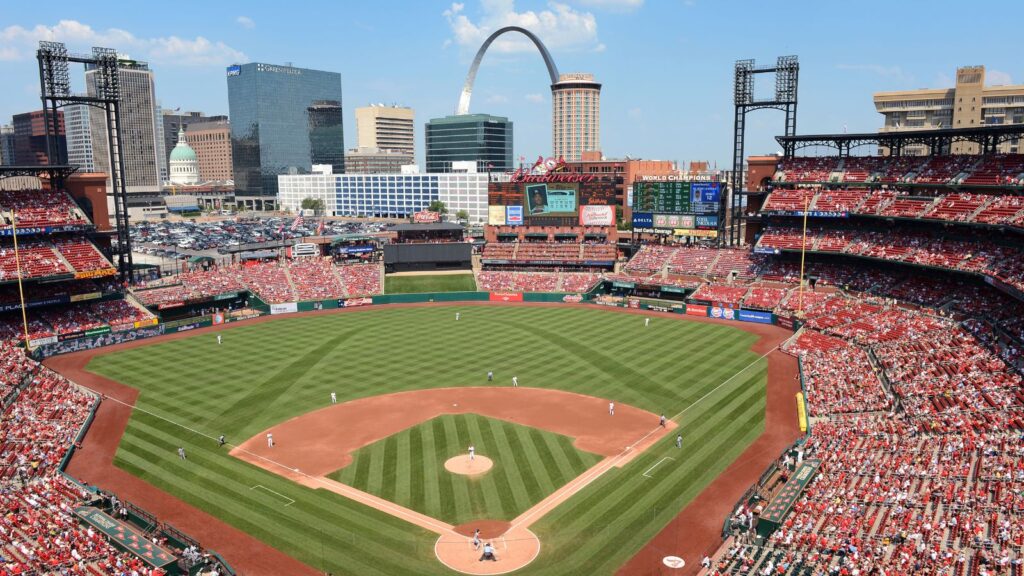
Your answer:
[178,447,186,460]
[660,414,667,427]
[218,435,225,447]
[609,401,615,416]
[487,370,493,382]
[512,376,518,387]
[676,434,683,449]
[469,445,475,461]
[217,334,222,345]
[645,317,650,327]
[456,312,460,321]
[267,433,274,448]
[331,392,337,404]
[472,529,481,550]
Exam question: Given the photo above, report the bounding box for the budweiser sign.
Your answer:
[507,155,595,183]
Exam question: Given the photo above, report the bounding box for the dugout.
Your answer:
[383,243,472,272]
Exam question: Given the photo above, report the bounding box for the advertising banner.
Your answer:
[738,309,773,324]
[74,507,177,568]
[489,291,523,302]
[69,292,102,303]
[212,313,225,325]
[270,302,298,315]
[413,210,441,223]
[157,301,186,310]
[488,205,507,225]
[672,229,719,238]
[632,212,654,229]
[74,268,117,280]
[654,214,694,229]
[33,324,165,358]
[525,184,578,216]
[685,304,708,317]
[754,246,782,255]
[695,215,718,229]
[709,306,737,320]
[29,335,58,348]
[133,318,158,329]
[0,295,67,313]
[562,294,584,303]
[579,205,615,226]
[506,205,524,226]
[341,297,373,307]
[776,316,795,330]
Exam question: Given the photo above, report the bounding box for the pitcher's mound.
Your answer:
[445,455,493,476]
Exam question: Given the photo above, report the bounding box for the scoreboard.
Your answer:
[631,181,720,215]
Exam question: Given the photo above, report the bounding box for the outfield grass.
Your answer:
[87,306,767,575]
[384,273,477,294]
[329,414,602,524]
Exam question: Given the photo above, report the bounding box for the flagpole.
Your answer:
[11,211,31,350]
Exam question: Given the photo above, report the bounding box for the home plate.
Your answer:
[663,556,685,568]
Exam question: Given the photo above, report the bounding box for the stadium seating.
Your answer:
[337,263,381,297]
[776,157,839,183]
[762,189,817,212]
[286,257,346,301]
[0,189,89,230]
[53,238,115,273]
[0,241,71,281]
[689,284,748,308]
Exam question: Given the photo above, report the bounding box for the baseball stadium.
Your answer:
[2,41,1024,576]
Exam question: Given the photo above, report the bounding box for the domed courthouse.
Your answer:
[168,128,200,186]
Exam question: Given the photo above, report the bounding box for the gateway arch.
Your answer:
[455,26,560,115]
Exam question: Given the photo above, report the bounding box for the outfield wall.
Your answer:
[30,290,800,360]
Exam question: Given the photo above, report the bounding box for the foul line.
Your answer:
[74,340,774,532]
[250,484,295,506]
[642,457,675,478]
[509,344,779,531]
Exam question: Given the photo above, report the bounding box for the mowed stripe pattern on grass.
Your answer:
[384,273,477,294]
[87,306,767,575]
[330,414,602,524]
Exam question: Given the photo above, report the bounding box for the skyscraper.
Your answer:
[86,57,161,191]
[0,125,14,165]
[183,120,233,182]
[65,103,95,172]
[12,110,66,166]
[424,114,512,173]
[551,73,601,162]
[227,62,344,205]
[307,100,345,173]
[355,104,414,164]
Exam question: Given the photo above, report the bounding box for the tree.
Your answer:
[428,200,448,214]
[455,209,469,222]
[301,197,325,215]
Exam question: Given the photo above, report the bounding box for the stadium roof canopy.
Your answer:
[0,165,79,180]
[389,223,464,232]
[776,124,1024,158]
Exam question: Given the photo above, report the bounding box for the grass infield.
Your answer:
[87,306,767,575]
[384,273,477,294]
[329,413,602,524]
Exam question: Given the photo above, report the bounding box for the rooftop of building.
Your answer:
[427,113,510,124]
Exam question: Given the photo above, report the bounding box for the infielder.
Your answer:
[676,434,683,448]
[331,392,337,404]
[469,444,475,460]
[660,414,667,427]
[609,401,615,416]
[266,433,274,447]
[217,435,225,447]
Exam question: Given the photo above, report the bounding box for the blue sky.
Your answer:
[1,0,1020,168]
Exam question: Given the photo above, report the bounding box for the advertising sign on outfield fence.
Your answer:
[270,302,298,315]
[685,304,708,316]
[489,291,523,302]
[738,309,774,324]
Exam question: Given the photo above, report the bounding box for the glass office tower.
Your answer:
[424,114,513,173]
[227,63,344,199]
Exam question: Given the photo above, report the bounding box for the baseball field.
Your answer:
[81,305,771,575]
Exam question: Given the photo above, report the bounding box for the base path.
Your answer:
[42,302,799,576]
[232,386,675,574]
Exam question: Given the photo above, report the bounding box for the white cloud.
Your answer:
[236,16,255,30]
[0,19,247,66]
[525,93,544,103]
[987,69,1013,86]
[575,0,643,11]
[444,0,602,54]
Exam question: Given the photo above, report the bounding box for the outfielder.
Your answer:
[331,392,337,404]
[512,376,518,387]
[217,334,222,345]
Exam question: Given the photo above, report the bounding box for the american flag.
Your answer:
[290,215,304,230]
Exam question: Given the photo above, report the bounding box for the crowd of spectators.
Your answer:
[132,259,384,306]
[474,271,600,293]
[0,236,115,282]
[481,242,616,265]
[0,189,88,230]
[773,153,1024,186]
[0,299,156,344]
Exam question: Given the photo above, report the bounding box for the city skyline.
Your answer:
[1,0,1022,169]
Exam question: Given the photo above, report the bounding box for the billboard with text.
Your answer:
[579,205,615,226]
